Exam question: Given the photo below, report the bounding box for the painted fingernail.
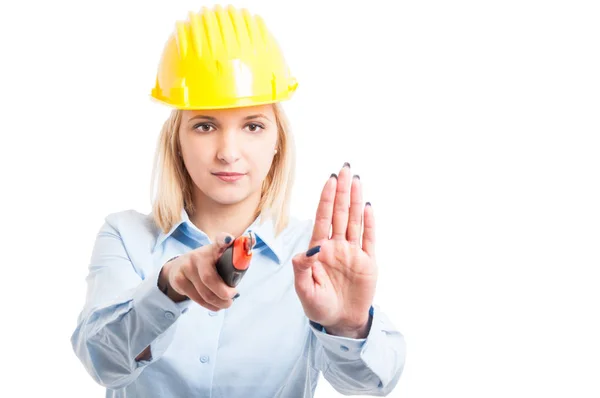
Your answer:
[306,245,321,257]
[353,174,360,180]
[330,173,337,180]
[232,293,240,300]
[224,236,232,244]
[343,162,351,168]
[366,202,372,207]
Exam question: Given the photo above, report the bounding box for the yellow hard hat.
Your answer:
[151,5,298,110]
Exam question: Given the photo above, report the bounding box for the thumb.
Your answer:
[212,232,234,260]
[292,245,320,296]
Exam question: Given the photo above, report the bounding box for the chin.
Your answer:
[207,190,251,205]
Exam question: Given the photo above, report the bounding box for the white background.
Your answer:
[1,0,599,397]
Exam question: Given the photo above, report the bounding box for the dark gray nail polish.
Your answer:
[366,202,372,207]
[353,174,360,180]
[330,173,337,180]
[232,293,240,300]
[224,236,232,244]
[343,162,351,168]
[306,245,321,257]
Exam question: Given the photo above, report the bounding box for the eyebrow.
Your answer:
[189,115,217,122]
[243,114,271,122]
[189,114,271,122]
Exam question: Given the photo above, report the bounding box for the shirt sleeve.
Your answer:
[308,304,406,396]
[70,215,190,389]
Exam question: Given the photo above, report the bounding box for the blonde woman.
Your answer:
[71,5,406,397]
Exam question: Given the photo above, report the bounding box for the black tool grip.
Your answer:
[215,244,247,287]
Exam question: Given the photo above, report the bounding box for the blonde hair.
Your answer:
[150,103,296,237]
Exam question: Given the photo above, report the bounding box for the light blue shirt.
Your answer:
[71,209,406,397]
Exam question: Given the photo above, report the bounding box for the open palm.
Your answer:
[292,163,377,337]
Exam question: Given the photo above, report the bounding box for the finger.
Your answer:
[292,246,320,297]
[170,272,218,311]
[309,175,337,248]
[194,296,220,312]
[362,202,376,257]
[311,261,330,288]
[331,162,352,240]
[183,264,232,308]
[346,175,363,244]
[212,232,235,261]
[201,268,238,301]
[197,280,234,309]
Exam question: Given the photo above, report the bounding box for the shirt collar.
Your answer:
[153,208,284,265]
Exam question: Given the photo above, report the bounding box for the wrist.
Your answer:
[158,257,188,303]
[323,315,373,339]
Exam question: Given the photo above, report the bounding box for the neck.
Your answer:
[189,190,261,242]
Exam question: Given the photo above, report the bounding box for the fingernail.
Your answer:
[343,162,351,168]
[353,174,360,180]
[330,173,337,180]
[306,245,321,257]
[224,236,232,244]
[366,202,372,207]
[232,293,240,300]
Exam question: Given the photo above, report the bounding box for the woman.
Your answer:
[71,5,406,397]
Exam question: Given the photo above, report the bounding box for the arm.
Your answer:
[309,305,406,396]
[293,164,407,394]
[70,215,190,389]
[133,260,188,361]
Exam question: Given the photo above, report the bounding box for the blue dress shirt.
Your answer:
[71,209,406,397]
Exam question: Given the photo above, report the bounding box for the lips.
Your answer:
[213,172,246,182]
[212,172,245,176]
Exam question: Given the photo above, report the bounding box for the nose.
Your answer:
[216,129,241,164]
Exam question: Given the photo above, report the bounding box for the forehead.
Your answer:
[183,104,276,121]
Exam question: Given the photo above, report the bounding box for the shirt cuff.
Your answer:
[308,306,374,361]
[358,304,403,387]
[131,267,191,358]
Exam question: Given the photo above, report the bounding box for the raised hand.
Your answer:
[292,163,377,338]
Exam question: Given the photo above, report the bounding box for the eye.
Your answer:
[246,123,265,133]
[193,123,215,133]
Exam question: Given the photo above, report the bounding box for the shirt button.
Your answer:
[340,345,349,352]
[164,311,175,320]
[200,356,209,363]
[208,311,217,317]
